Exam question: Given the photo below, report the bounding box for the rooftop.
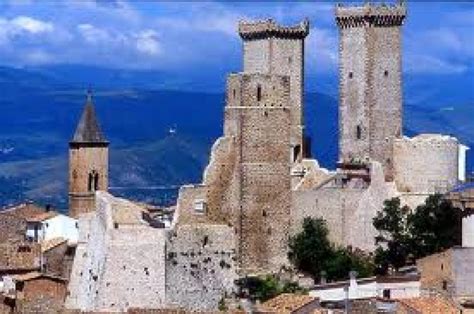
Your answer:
[396,296,459,314]
[260,293,317,314]
[70,92,108,145]
[0,202,51,222]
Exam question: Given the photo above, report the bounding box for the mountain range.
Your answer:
[0,65,472,211]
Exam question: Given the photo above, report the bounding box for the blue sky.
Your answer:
[0,1,473,93]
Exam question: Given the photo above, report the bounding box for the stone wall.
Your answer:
[65,192,167,312]
[69,145,108,218]
[393,135,459,193]
[227,73,292,272]
[0,242,40,273]
[165,224,237,311]
[292,162,399,251]
[337,3,405,179]
[240,19,308,160]
[417,249,456,296]
[0,212,26,244]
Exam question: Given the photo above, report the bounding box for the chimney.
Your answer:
[320,271,327,285]
[349,271,358,288]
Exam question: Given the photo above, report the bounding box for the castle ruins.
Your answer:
[63,2,470,312]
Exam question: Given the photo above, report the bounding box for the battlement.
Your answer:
[238,19,309,40]
[335,3,406,28]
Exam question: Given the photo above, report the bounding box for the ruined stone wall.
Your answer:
[69,145,108,218]
[292,162,399,251]
[393,135,459,193]
[65,193,167,312]
[337,4,405,179]
[96,226,166,311]
[165,224,237,311]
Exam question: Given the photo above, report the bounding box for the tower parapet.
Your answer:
[335,3,406,28]
[238,19,309,40]
[239,19,309,163]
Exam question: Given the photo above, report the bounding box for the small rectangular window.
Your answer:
[194,199,207,214]
[383,289,391,299]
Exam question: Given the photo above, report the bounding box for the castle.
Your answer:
[64,2,470,312]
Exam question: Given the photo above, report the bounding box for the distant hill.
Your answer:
[0,66,472,211]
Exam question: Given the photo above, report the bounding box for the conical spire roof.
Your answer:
[70,91,108,145]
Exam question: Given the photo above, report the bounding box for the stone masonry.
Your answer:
[176,73,293,274]
[69,93,109,218]
[65,192,167,312]
[239,19,309,163]
[336,3,406,180]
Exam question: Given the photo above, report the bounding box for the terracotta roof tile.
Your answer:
[1,203,46,221]
[260,293,317,313]
[41,237,67,252]
[397,296,460,314]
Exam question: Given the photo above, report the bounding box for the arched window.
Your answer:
[257,84,262,102]
[88,170,99,192]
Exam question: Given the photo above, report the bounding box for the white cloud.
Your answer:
[405,54,468,75]
[135,30,161,56]
[11,15,53,34]
[77,23,112,44]
[306,27,338,73]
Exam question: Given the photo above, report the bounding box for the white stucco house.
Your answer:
[25,211,78,245]
[309,273,420,302]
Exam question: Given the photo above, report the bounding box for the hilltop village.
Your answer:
[1,2,474,313]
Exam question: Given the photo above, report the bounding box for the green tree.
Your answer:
[408,194,462,259]
[289,217,375,281]
[373,198,411,272]
[236,275,306,302]
[288,218,333,279]
[373,195,462,273]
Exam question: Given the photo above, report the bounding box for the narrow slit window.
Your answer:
[356,125,362,140]
[257,85,262,102]
[94,172,99,191]
[88,173,93,191]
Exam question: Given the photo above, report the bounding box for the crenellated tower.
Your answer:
[336,3,406,180]
[239,19,309,163]
[69,92,109,218]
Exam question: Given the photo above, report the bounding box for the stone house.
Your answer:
[2,272,67,313]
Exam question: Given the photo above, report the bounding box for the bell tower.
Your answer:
[68,91,109,218]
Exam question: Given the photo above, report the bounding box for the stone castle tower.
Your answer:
[224,73,292,272]
[239,19,309,163]
[69,92,109,218]
[336,3,406,179]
